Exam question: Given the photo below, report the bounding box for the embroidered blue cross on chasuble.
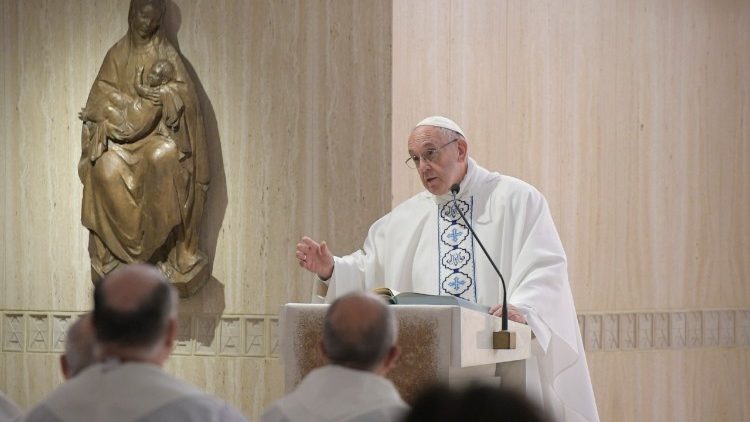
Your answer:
[437,197,477,302]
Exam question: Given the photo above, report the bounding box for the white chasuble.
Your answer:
[314,158,599,422]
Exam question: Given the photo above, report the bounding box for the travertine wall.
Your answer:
[393,0,749,420]
[2,0,749,421]
[0,0,391,419]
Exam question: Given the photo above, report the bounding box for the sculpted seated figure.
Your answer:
[78,0,210,296]
[80,59,183,163]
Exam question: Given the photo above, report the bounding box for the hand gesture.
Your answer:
[489,303,527,324]
[296,236,334,280]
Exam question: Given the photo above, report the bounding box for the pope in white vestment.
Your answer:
[297,116,599,422]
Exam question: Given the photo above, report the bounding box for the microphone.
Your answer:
[450,184,511,339]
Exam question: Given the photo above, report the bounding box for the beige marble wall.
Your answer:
[393,0,750,420]
[0,0,391,419]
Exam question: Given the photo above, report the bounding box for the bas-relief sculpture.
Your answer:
[78,0,210,297]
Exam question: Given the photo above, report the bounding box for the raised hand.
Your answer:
[295,236,334,280]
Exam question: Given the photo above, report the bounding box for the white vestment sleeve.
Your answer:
[311,214,390,303]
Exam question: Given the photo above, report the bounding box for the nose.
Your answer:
[417,158,431,171]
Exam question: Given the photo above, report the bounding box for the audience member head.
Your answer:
[93,264,178,364]
[403,383,550,422]
[60,313,97,379]
[321,292,400,375]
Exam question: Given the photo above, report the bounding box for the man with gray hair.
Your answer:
[26,264,247,422]
[261,292,407,422]
[60,313,97,380]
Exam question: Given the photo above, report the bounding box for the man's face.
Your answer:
[407,126,468,195]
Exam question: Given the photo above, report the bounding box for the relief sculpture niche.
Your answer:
[79,0,210,297]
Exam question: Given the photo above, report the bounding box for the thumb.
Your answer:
[319,241,329,256]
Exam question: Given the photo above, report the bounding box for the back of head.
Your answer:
[93,264,177,357]
[62,314,97,378]
[323,292,398,371]
[404,383,550,422]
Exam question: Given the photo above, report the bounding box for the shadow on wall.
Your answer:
[164,0,228,344]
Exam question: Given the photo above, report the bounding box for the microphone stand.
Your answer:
[450,184,515,349]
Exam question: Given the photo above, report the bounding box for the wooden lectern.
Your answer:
[279,304,532,404]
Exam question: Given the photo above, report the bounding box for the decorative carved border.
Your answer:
[2,309,748,356]
[578,309,750,352]
[0,312,280,358]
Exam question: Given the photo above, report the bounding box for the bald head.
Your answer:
[323,292,398,371]
[93,264,177,353]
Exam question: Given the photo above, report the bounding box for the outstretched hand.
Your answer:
[489,303,527,324]
[296,236,334,280]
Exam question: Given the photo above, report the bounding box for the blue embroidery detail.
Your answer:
[437,197,476,301]
[441,271,472,296]
[440,200,469,221]
[440,224,468,246]
[441,248,470,270]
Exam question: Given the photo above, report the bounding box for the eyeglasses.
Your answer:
[405,138,459,169]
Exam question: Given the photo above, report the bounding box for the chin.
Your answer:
[425,185,448,196]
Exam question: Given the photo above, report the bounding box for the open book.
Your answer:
[372,287,490,314]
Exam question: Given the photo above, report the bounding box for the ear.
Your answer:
[60,355,71,380]
[457,138,468,162]
[383,345,401,373]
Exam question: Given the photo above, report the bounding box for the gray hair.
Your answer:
[436,127,465,142]
[323,292,398,370]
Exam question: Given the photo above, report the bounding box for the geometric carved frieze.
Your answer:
[653,313,670,349]
[602,314,619,351]
[219,317,241,356]
[584,315,602,351]
[686,312,702,347]
[737,310,750,347]
[3,314,25,352]
[27,314,50,352]
[245,318,266,356]
[579,309,750,352]
[670,312,686,349]
[2,309,748,356]
[52,315,73,352]
[269,318,280,357]
[718,311,734,347]
[637,313,653,349]
[619,313,636,350]
[702,311,719,347]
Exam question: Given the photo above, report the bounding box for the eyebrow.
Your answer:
[408,142,439,155]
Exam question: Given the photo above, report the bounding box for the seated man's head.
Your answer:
[146,59,176,87]
[60,313,97,379]
[93,264,178,364]
[321,292,400,375]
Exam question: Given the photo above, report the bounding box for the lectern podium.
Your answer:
[279,303,532,403]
